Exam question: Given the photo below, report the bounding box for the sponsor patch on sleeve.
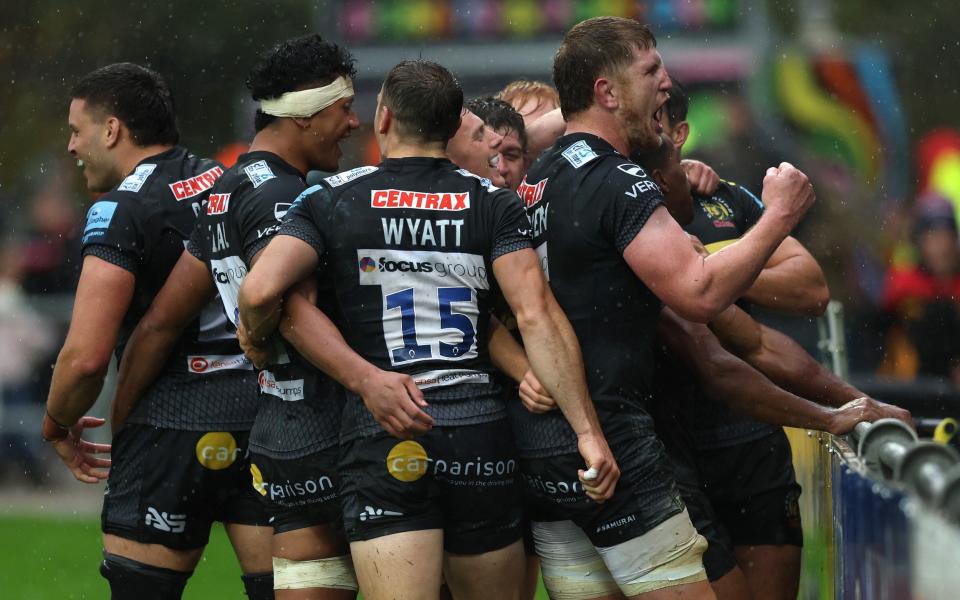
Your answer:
[244,160,276,188]
[83,201,118,241]
[117,163,157,192]
[324,165,378,187]
[561,140,598,169]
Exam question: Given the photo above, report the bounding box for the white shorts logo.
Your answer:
[258,370,305,401]
[145,507,186,533]
[187,354,253,373]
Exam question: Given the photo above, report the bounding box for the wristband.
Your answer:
[42,410,71,442]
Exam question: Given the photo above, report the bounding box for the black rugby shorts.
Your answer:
[695,429,803,547]
[250,446,342,535]
[102,425,269,550]
[339,418,522,554]
[521,410,685,549]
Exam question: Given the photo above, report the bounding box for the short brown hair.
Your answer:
[553,17,657,119]
[382,60,463,144]
[497,80,559,116]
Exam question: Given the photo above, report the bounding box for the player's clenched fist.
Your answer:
[761,162,816,230]
[577,432,620,503]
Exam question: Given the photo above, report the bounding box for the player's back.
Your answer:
[519,133,663,410]
[82,145,226,366]
[284,157,532,438]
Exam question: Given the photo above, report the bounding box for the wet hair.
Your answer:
[553,17,657,119]
[246,34,356,132]
[70,62,179,146]
[497,80,559,115]
[665,78,689,125]
[465,97,527,152]
[630,133,675,173]
[382,60,463,144]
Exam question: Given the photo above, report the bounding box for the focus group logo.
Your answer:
[385,440,516,483]
[356,251,487,282]
[195,432,240,470]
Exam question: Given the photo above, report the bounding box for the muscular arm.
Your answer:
[709,304,866,407]
[742,236,830,316]
[47,256,135,426]
[488,315,529,384]
[113,251,216,429]
[278,276,432,439]
[524,108,565,161]
[657,308,836,431]
[624,165,813,323]
[239,235,319,346]
[494,248,619,502]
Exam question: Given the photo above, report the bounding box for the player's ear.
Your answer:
[378,105,393,135]
[673,121,690,150]
[104,116,121,149]
[594,77,617,110]
[291,116,312,130]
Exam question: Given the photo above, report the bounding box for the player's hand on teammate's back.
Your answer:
[827,396,914,435]
[681,159,720,196]
[576,432,620,503]
[519,370,557,413]
[51,416,111,484]
[236,324,276,369]
[761,162,816,229]
[359,369,434,439]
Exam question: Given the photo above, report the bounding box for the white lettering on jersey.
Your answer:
[561,141,598,169]
[118,163,157,192]
[325,165,378,187]
[381,218,463,247]
[210,222,230,252]
[529,203,548,238]
[625,179,660,198]
[357,249,488,368]
[244,160,276,188]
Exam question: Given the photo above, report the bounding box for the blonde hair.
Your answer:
[497,80,559,116]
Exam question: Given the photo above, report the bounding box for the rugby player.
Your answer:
[515,17,816,599]
[446,107,508,187]
[466,97,527,190]
[43,63,271,599]
[657,80,823,600]
[237,59,619,600]
[110,35,366,598]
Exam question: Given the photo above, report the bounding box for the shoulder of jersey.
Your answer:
[722,179,764,209]
[451,168,501,193]
[322,165,380,191]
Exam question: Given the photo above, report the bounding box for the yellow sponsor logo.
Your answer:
[195,432,239,470]
[386,440,429,482]
[250,463,267,496]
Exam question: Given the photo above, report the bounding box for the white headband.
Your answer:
[260,76,354,118]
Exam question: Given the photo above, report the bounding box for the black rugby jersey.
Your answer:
[675,181,777,448]
[187,151,343,456]
[518,133,664,410]
[81,146,258,430]
[279,158,532,438]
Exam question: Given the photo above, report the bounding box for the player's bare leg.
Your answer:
[734,545,799,600]
[226,522,274,573]
[351,530,443,600]
[708,567,752,600]
[443,539,526,600]
[272,524,356,600]
[103,533,203,572]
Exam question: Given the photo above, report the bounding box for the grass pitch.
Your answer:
[0,516,550,599]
